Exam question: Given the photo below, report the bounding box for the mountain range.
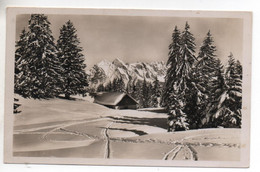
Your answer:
[87,58,167,90]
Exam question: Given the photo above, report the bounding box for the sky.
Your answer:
[16,14,243,69]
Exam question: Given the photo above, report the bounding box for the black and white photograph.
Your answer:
[4,8,252,167]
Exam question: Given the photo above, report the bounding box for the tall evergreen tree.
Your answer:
[57,20,88,99]
[15,14,63,99]
[146,82,154,107]
[189,31,224,128]
[151,77,160,107]
[167,22,197,131]
[126,80,134,95]
[161,26,181,109]
[15,29,29,96]
[134,81,143,108]
[211,53,242,128]
[141,79,150,108]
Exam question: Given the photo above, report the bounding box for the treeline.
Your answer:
[161,22,242,131]
[96,77,162,108]
[15,14,88,100]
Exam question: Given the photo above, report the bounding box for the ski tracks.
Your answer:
[28,116,115,159]
[163,144,198,161]
[103,121,114,159]
[41,118,109,141]
[163,145,182,160]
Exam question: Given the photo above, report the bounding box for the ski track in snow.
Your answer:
[14,114,239,160]
[163,144,198,161]
[41,117,109,141]
[103,121,114,159]
[163,145,182,160]
[162,133,224,161]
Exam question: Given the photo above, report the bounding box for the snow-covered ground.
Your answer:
[13,95,241,161]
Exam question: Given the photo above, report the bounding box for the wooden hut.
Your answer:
[93,92,138,109]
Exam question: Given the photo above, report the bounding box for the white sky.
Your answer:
[16,14,243,69]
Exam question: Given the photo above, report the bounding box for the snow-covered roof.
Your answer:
[94,92,138,106]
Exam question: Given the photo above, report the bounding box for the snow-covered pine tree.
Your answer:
[151,77,160,107]
[140,78,149,108]
[112,77,125,92]
[134,80,143,108]
[189,31,225,128]
[146,82,154,108]
[16,14,63,98]
[15,29,29,96]
[126,80,134,95]
[211,53,242,128]
[167,22,197,131]
[57,20,88,99]
[161,26,181,109]
[235,60,242,80]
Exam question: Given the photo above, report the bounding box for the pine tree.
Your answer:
[15,29,29,96]
[126,80,134,95]
[130,80,141,106]
[151,77,160,107]
[167,22,197,131]
[161,26,181,109]
[211,53,242,128]
[15,14,63,99]
[112,77,125,92]
[141,79,150,108]
[146,82,154,107]
[57,20,88,99]
[134,81,143,108]
[189,31,224,128]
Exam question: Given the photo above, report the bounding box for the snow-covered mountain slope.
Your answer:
[87,58,166,89]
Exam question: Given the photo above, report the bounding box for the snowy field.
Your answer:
[13,96,241,161]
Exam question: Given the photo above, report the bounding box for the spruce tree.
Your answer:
[15,29,29,96]
[211,53,242,128]
[57,20,88,99]
[112,77,125,92]
[189,31,224,128]
[167,22,197,131]
[151,77,160,107]
[15,14,63,99]
[126,80,134,95]
[146,82,154,107]
[161,26,181,109]
[131,80,142,106]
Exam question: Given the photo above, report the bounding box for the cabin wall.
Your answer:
[117,96,137,107]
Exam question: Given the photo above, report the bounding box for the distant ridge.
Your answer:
[87,58,166,90]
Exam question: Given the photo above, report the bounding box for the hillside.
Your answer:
[13,96,241,161]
